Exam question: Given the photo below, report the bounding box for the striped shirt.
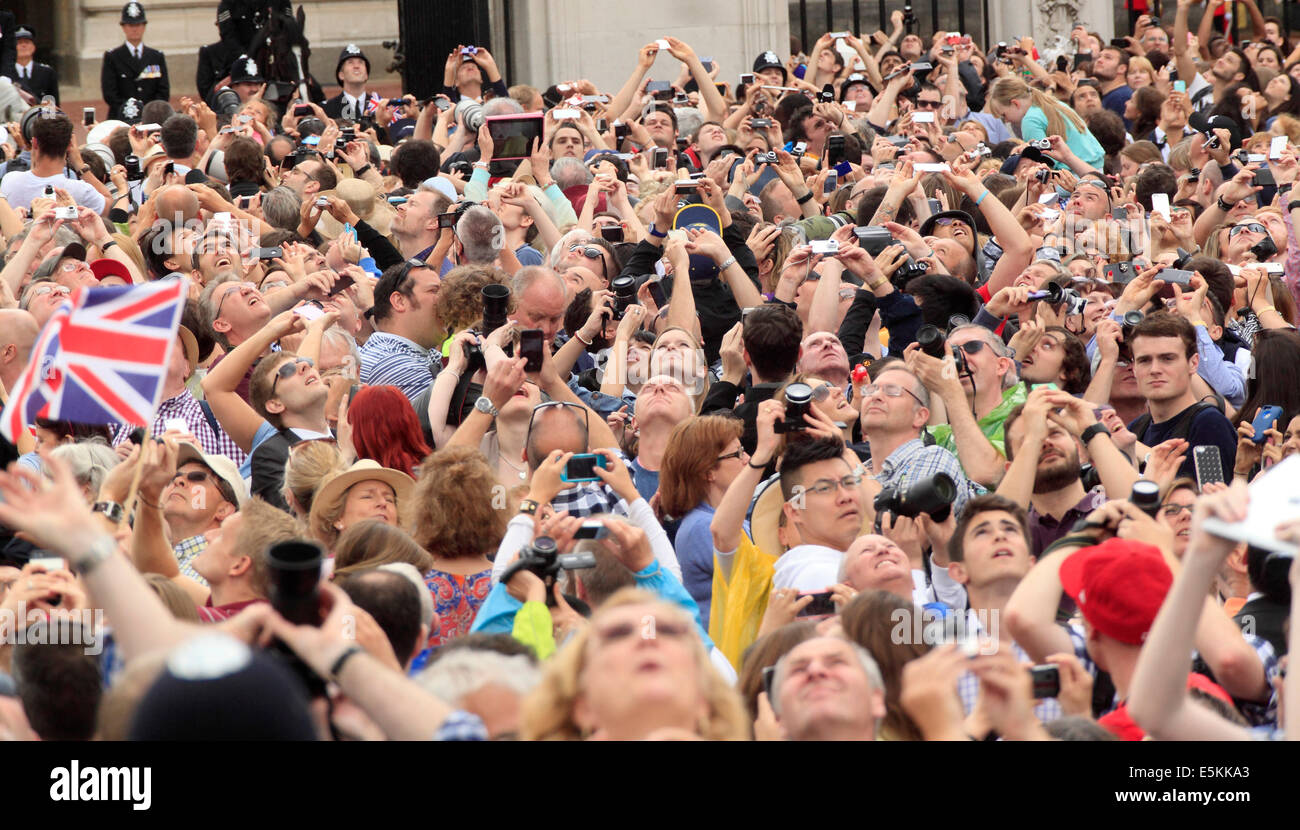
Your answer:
[358,332,439,401]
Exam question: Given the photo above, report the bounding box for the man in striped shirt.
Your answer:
[359,259,444,400]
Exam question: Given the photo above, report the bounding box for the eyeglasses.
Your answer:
[214,282,255,320]
[1229,222,1267,237]
[716,448,746,463]
[1160,502,1195,517]
[860,382,925,406]
[58,260,87,273]
[30,285,70,298]
[271,356,314,395]
[793,473,863,499]
[915,99,942,109]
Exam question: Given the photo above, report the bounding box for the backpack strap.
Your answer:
[199,400,220,436]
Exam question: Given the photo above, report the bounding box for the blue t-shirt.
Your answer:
[515,244,544,267]
[1101,84,1133,127]
[675,503,717,627]
[1020,105,1105,171]
[630,458,659,503]
[1129,403,1238,480]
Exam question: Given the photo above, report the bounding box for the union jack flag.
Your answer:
[1,279,188,442]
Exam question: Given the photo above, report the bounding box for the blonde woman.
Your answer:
[988,76,1105,170]
[519,589,749,740]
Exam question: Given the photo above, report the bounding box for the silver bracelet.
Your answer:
[718,255,737,270]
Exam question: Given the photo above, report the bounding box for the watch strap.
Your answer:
[92,501,125,523]
[1080,422,1110,445]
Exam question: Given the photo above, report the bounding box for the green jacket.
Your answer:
[928,382,1028,457]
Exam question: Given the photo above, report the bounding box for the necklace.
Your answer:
[501,455,527,480]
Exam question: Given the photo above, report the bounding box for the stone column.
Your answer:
[987,0,1114,55]
[507,0,789,95]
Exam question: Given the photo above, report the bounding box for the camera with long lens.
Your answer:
[1129,480,1162,518]
[916,324,947,358]
[874,473,957,522]
[1120,309,1144,338]
[773,382,813,433]
[902,4,918,26]
[497,536,597,607]
[611,275,638,319]
[210,86,241,117]
[1028,282,1087,316]
[266,540,327,696]
[463,283,512,372]
[456,98,485,133]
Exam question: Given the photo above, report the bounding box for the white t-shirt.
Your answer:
[772,544,844,592]
[0,170,106,213]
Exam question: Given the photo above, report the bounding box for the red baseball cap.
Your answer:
[1059,538,1172,646]
[90,258,131,283]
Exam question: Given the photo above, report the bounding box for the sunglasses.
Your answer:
[569,244,607,262]
[271,356,314,395]
[915,99,942,109]
[952,339,988,356]
[1229,222,1267,237]
[173,469,238,505]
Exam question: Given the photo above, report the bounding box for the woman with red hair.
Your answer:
[347,385,433,478]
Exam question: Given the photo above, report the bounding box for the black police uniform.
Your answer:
[101,3,170,121]
[196,40,241,103]
[0,11,16,79]
[322,43,371,120]
[10,27,59,104]
[217,0,292,54]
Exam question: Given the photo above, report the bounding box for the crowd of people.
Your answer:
[0,1,1297,742]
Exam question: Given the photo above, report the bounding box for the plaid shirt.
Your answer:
[871,438,983,519]
[112,389,246,467]
[549,449,633,519]
[173,534,210,587]
[955,616,1100,724]
[359,332,440,401]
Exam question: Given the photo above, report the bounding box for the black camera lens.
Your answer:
[1130,480,1162,518]
[481,284,511,335]
[1122,310,1145,334]
[916,324,947,358]
[266,540,325,626]
[873,473,956,521]
[611,275,637,318]
[777,382,813,433]
[531,536,557,557]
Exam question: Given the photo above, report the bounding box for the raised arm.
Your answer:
[607,43,661,124]
[201,309,302,452]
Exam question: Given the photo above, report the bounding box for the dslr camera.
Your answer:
[873,473,957,522]
[498,537,596,606]
[773,382,813,433]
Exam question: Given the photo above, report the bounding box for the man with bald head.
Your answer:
[509,266,568,349]
[0,309,39,394]
[153,185,200,227]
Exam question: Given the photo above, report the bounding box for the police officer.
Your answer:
[101,2,170,121]
[322,43,375,121]
[10,26,58,105]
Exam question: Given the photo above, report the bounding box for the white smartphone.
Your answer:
[913,162,950,172]
[912,111,935,123]
[163,417,189,434]
[1151,192,1171,221]
[30,556,67,572]
[294,303,325,321]
[1038,192,1058,204]
[1271,135,1288,160]
[552,109,581,120]
[656,39,670,50]
[844,100,857,111]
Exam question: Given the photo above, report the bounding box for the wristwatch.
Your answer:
[1216,195,1236,212]
[91,501,125,523]
[1079,423,1110,446]
[474,396,499,418]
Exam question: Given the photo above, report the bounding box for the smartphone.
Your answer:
[761,664,776,700]
[294,104,312,117]
[796,592,837,617]
[825,134,846,168]
[1151,192,1171,220]
[599,225,624,243]
[750,118,773,129]
[1154,267,1194,299]
[596,118,609,133]
[646,81,673,100]
[654,147,669,169]
[912,111,935,123]
[83,107,95,126]
[438,212,459,229]
[1110,37,1129,48]
[519,328,545,372]
[1174,80,1186,94]
[1254,166,1276,188]
[573,521,610,540]
[614,122,630,142]
[29,556,68,573]
[163,417,189,434]
[1251,405,1284,444]
[294,302,325,321]
[1030,664,1061,699]
[647,277,668,308]
[1193,445,1226,487]
[561,453,609,483]
[715,83,727,97]
[913,162,950,173]
[552,108,581,120]
[1111,205,1128,222]
[674,180,699,192]
[330,271,355,296]
[433,97,452,112]
[1271,135,1288,160]
[824,170,838,195]
[740,72,755,87]
[1073,51,1093,70]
